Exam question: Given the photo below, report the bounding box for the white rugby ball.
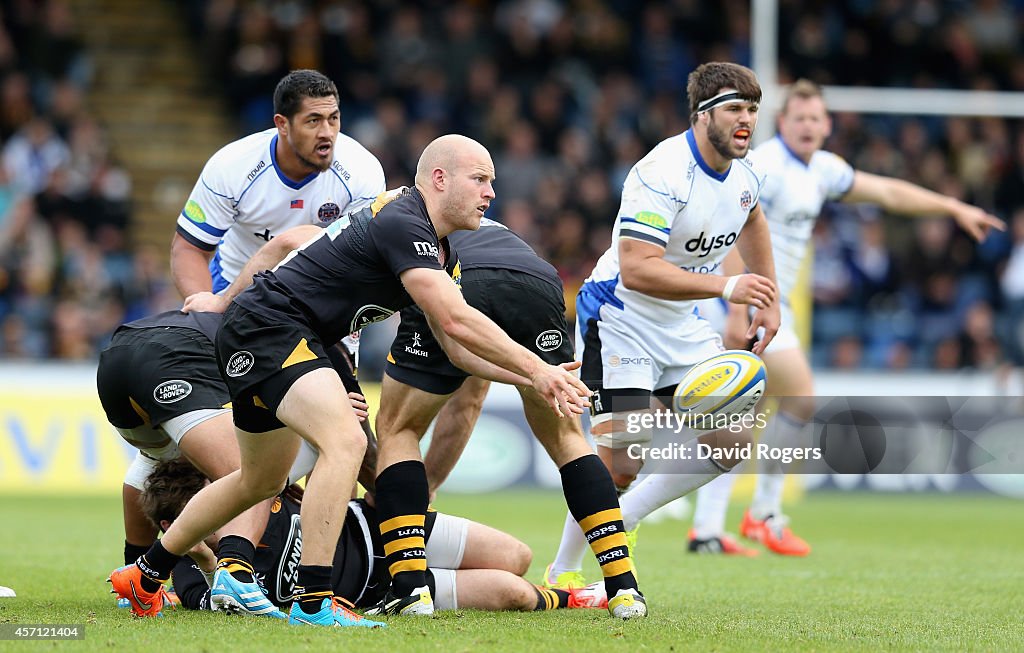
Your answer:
[673,350,767,421]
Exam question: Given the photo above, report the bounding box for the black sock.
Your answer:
[124,541,150,567]
[137,540,180,592]
[559,454,639,598]
[375,460,429,597]
[295,565,333,614]
[533,586,570,610]
[216,535,256,583]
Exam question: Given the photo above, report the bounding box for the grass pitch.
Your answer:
[1,490,1022,651]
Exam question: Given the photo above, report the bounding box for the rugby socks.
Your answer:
[559,455,638,597]
[693,470,740,539]
[376,460,429,597]
[136,539,179,592]
[619,454,725,531]
[295,565,333,614]
[751,412,806,520]
[216,535,256,583]
[549,511,588,578]
[124,541,149,566]
[533,586,570,610]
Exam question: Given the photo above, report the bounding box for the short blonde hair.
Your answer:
[780,79,824,114]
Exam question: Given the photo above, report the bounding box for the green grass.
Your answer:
[1,491,1023,651]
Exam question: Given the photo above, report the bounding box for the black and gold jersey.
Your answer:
[233,187,458,348]
[447,217,562,291]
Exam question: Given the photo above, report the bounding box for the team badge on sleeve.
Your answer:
[739,190,753,210]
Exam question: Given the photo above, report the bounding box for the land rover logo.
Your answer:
[226,351,255,377]
[536,330,563,352]
[153,380,192,404]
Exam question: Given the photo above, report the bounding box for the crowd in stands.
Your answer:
[3,0,1024,373]
[0,0,176,359]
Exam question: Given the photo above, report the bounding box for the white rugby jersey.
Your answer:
[579,130,766,326]
[750,136,854,300]
[176,128,385,292]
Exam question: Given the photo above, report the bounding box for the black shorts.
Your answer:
[215,303,335,433]
[97,326,230,428]
[385,268,574,395]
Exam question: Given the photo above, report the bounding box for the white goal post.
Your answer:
[751,0,1024,146]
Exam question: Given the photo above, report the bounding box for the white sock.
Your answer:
[751,411,806,520]
[692,468,740,539]
[549,510,587,577]
[620,455,724,530]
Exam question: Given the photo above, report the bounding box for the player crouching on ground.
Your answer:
[140,459,607,616]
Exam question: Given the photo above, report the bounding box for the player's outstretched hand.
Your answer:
[182,291,230,314]
[953,204,1006,242]
[726,273,776,309]
[532,364,591,417]
[747,301,781,356]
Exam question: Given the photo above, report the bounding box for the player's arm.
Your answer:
[182,225,323,313]
[844,171,1005,241]
[423,312,532,386]
[423,376,491,494]
[173,163,239,296]
[619,238,776,307]
[170,233,215,297]
[734,203,781,354]
[719,248,752,349]
[401,267,590,417]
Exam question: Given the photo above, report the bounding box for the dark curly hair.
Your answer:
[139,458,208,529]
[687,62,762,123]
[273,69,340,119]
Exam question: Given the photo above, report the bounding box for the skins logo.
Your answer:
[317,201,341,225]
[226,351,255,377]
[739,189,753,210]
[684,230,739,257]
[153,380,192,404]
[350,305,395,334]
[536,330,563,352]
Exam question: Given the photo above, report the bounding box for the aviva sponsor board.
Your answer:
[0,386,134,493]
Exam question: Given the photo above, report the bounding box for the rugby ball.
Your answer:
[672,350,767,421]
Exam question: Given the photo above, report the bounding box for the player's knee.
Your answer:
[696,428,753,470]
[779,395,814,422]
[505,576,538,611]
[240,472,288,502]
[506,539,532,576]
[318,427,367,458]
[611,470,637,491]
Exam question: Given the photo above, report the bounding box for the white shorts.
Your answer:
[695,298,800,354]
[425,512,469,611]
[115,408,230,458]
[579,306,724,449]
[431,568,458,610]
[580,304,725,392]
[118,408,231,488]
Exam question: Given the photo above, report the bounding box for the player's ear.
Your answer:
[273,113,289,134]
[431,167,446,191]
